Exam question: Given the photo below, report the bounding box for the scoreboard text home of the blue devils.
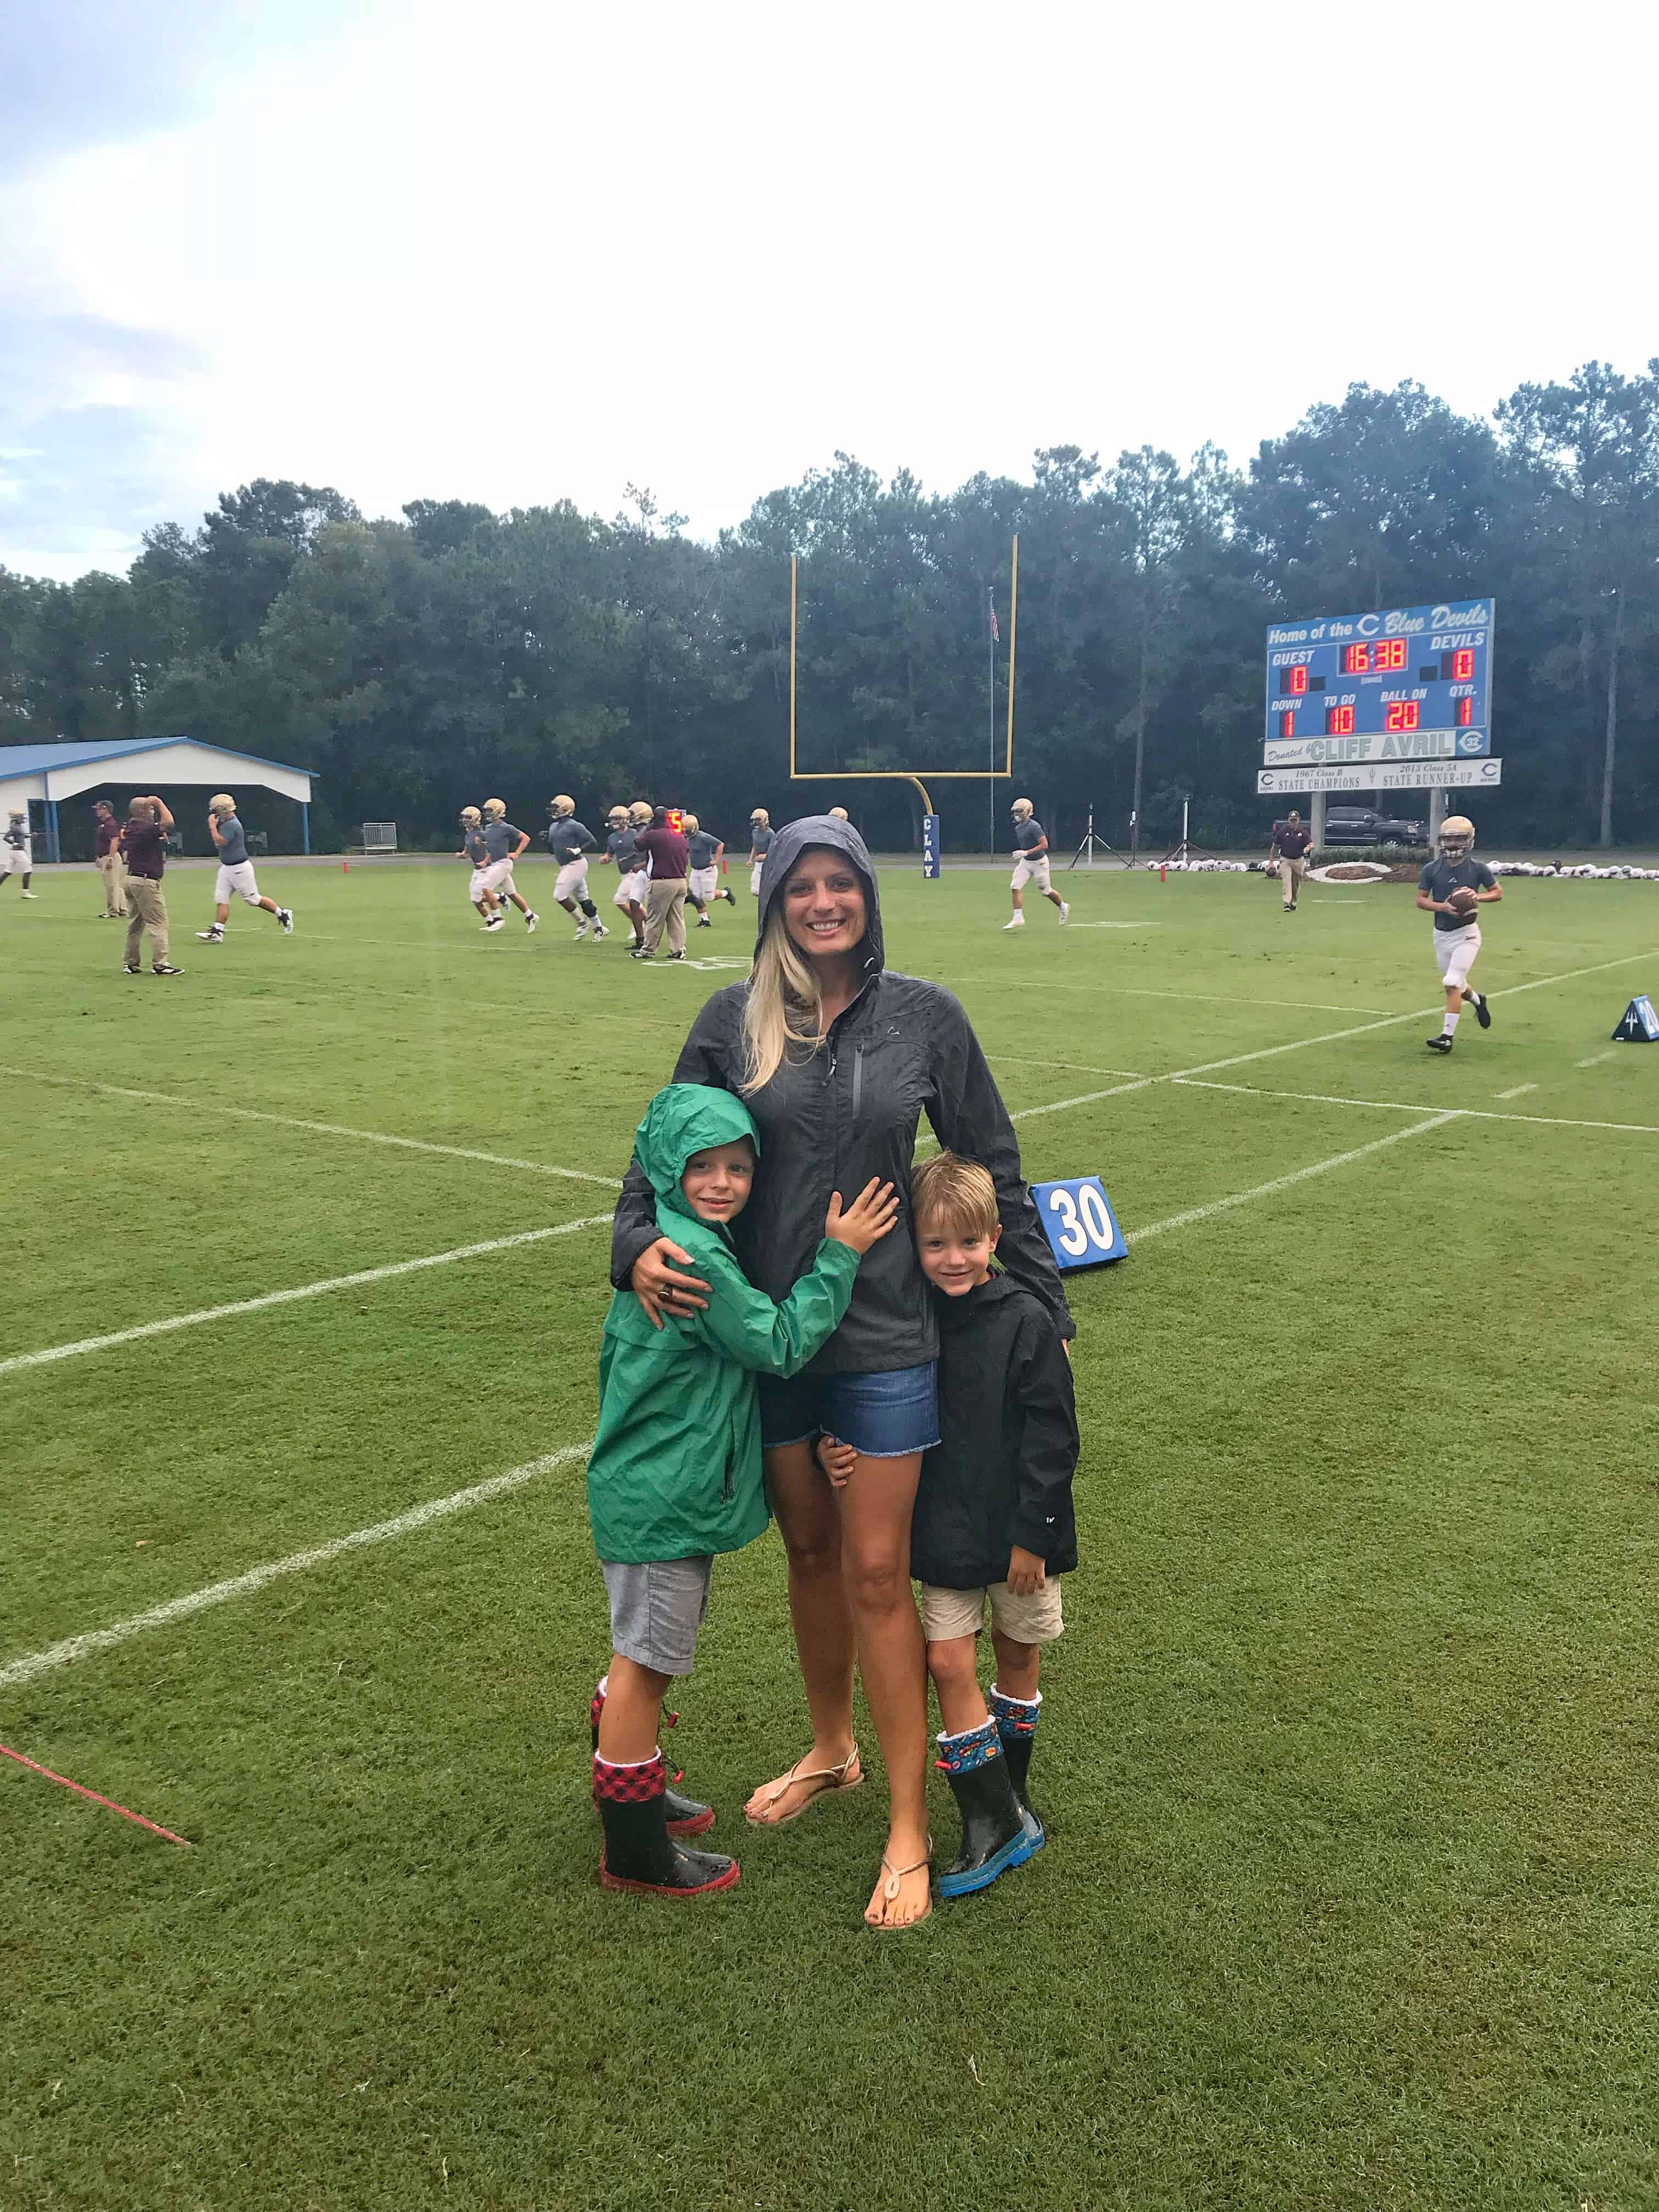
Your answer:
[1263,600,1494,769]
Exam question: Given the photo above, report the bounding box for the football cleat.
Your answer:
[1002,915,1025,930]
[524,910,538,932]
[1425,1034,1453,1052]
[483,915,505,931]
[196,927,224,941]
[1058,901,1070,925]
[572,919,589,940]
[591,921,608,940]
[277,908,294,933]
[1469,991,1492,1029]
[696,915,712,928]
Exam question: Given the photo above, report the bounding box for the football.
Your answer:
[1448,886,1480,916]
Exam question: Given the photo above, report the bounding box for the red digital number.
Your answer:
[1280,710,1296,738]
[1342,643,1371,674]
[1457,697,1473,727]
[1453,647,1474,680]
[1376,639,1407,670]
[1384,701,1421,732]
[1325,705,1355,735]
[1288,664,1308,695]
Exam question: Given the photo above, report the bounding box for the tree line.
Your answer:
[3,363,1656,857]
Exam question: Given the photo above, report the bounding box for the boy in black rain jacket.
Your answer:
[820,1150,1079,1899]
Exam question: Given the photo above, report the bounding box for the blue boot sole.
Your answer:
[936,1820,1045,1899]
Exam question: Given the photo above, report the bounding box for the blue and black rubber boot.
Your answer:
[935,1719,1042,1899]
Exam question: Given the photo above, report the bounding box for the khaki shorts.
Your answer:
[918,1576,1064,1646]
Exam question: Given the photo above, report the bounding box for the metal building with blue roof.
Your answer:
[0,739,315,860]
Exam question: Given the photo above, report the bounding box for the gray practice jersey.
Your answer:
[686,830,720,869]
[462,828,489,865]
[608,826,642,871]
[482,819,522,861]
[1013,817,1047,854]
[215,814,250,867]
[1419,854,1495,931]
[749,823,773,856]
[546,816,596,864]
[3,820,27,853]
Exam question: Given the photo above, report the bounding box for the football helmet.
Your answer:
[548,794,575,818]
[1011,797,1034,820]
[482,798,507,821]
[750,807,769,826]
[605,805,629,827]
[828,805,849,821]
[208,792,236,817]
[459,806,482,826]
[681,812,699,833]
[628,801,653,826]
[1440,814,1475,860]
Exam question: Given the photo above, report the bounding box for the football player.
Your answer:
[479,799,537,931]
[1417,814,1500,1052]
[545,795,607,941]
[682,812,735,927]
[459,806,505,929]
[1002,799,1069,930]
[1,808,37,898]
[196,793,294,943]
[598,805,646,949]
[747,807,773,895]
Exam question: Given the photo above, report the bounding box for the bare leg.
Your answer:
[745,1443,856,1820]
[1044,888,1065,913]
[990,1629,1041,1702]
[597,1654,674,1764]
[1009,888,1025,914]
[927,1632,989,1736]
[837,1450,930,1928]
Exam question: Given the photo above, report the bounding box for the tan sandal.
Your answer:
[865,1841,933,1931]
[744,1744,864,1827]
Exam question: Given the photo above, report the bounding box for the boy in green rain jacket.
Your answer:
[586,1082,896,1899]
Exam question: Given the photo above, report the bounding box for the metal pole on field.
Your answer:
[789,555,798,776]
[1006,534,1019,769]
[987,580,995,856]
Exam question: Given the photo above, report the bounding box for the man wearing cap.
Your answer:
[93,800,127,917]
[1002,799,1069,930]
[1269,810,1313,912]
[197,794,294,944]
[747,808,773,896]
[545,795,607,941]
[117,796,183,974]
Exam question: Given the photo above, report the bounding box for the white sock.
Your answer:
[1442,1011,1460,1036]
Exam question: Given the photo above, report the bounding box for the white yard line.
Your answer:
[1575,1049,1618,1069]
[0,1444,594,1692]
[949,979,1400,1015]
[0,1216,613,1378]
[1495,1082,1538,1100]
[986,1055,1148,1079]
[1173,1077,1659,1139]
[0,1065,622,1188]
[1125,1113,1462,1243]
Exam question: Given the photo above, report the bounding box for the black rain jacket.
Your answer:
[911,1270,1080,1586]
[609,815,1074,1376]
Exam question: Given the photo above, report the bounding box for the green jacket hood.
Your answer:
[634,1084,760,1225]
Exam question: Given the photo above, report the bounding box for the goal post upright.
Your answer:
[788,537,1017,848]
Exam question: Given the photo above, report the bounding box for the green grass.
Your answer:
[3,856,1658,2211]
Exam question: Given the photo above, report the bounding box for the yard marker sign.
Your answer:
[1032,1177,1126,1269]
[1613,994,1659,1042]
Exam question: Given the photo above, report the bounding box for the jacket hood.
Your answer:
[633,1084,761,1224]
[755,815,884,978]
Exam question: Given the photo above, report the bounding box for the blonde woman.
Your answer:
[609,817,1073,1928]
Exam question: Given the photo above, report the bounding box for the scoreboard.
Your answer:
[1263,599,1494,768]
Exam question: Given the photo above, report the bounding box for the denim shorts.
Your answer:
[758,1360,940,1460]
[601,1556,713,1678]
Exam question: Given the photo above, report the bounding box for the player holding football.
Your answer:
[479,799,538,932]
[1002,799,1069,931]
[1417,814,1500,1053]
[545,795,607,941]
[196,794,294,943]
[682,813,735,928]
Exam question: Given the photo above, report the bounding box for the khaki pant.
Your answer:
[1278,854,1307,905]
[644,877,687,957]
[99,851,128,916]
[123,877,170,967]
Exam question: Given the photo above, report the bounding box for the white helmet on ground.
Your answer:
[482,798,507,821]
[549,793,575,817]
[1011,797,1034,820]
[1440,814,1475,860]
[459,805,482,826]
[750,807,769,826]
[681,812,699,833]
[208,792,236,817]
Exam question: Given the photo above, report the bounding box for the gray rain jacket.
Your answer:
[609,815,1073,1376]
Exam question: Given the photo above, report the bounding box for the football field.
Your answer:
[5,856,1658,2211]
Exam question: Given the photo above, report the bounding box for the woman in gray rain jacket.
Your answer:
[610,816,1073,1927]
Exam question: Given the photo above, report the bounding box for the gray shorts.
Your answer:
[601,1556,714,1678]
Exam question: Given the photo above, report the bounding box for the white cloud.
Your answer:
[3,0,1657,579]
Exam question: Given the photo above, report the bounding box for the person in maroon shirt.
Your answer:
[631,806,691,962]
[1269,810,1313,912]
[93,799,127,917]
[118,796,183,974]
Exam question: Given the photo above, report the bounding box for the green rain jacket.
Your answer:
[586,1085,861,1564]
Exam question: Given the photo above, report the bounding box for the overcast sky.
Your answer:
[3,0,1655,582]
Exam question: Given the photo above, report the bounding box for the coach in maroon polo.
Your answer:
[119,795,183,974]
[632,806,690,962]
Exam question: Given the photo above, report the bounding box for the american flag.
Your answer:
[989,589,1000,645]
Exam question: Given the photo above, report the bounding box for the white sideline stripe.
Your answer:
[0,1065,622,1189]
[0,1216,614,1376]
[0,1443,595,1691]
[1495,1082,1538,1099]
[1575,1050,1617,1068]
[1125,1113,1461,1243]
[1174,1077,1659,1139]
[951,979,1401,1015]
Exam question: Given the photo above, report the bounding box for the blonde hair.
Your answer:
[910,1152,999,1242]
[742,901,825,1095]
